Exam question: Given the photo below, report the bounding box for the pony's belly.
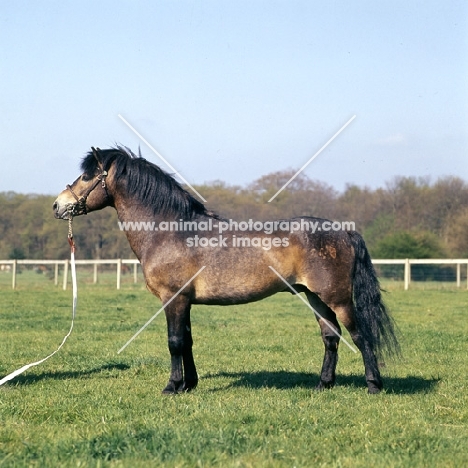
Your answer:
[191,262,292,305]
[192,286,283,305]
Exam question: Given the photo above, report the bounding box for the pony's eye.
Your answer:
[81,174,91,182]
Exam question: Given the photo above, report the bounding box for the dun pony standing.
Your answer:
[53,146,399,394]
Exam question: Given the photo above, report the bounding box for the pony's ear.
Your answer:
[91,147,104,169]
[91,147,101,162]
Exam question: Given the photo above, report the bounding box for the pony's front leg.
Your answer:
[181,312,198,392]
[162,297,198,394]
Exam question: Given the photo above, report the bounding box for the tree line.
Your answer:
[1,171,467,263]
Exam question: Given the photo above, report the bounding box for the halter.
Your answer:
[66,166,108,216]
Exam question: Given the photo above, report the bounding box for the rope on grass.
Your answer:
[0,214,77,386]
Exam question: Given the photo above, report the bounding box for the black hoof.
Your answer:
[162,379,198,395]
[162,380,184,395]
[315,380,335,391]
[181,379,198,392]
[367,380,383,394]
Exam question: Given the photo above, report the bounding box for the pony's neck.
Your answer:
[111,186,214,262]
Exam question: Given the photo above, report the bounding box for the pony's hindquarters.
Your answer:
[299,228,399,393]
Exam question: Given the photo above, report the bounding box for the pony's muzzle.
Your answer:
[53,199,70,220]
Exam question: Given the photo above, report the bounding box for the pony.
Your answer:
[53,146,399,394]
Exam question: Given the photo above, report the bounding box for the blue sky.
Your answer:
[1,1,467,195]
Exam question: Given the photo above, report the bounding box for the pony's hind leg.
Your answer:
[162,297,198,394]
[306,292,341,390]
[333,302,383,394]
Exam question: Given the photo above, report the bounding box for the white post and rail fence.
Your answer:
[0,259,139,290]
[0,258,467,291]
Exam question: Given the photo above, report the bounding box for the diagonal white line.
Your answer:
[268,266,357,353]
[118,114,207,203]
[268,115,356,202]
[117,266,206,354]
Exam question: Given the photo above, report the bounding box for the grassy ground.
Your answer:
[1,278,467,467]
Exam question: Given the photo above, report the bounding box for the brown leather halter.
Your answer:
[66,167,108,216]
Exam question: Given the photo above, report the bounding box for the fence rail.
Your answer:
[1,258,467,291]
[0,259,139,290]
[372,259,468,290]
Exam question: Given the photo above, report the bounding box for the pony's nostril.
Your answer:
[53,201,58,212]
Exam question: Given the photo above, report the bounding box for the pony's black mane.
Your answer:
[81,146,213,219]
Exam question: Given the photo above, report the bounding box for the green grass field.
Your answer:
[1,277,467,467]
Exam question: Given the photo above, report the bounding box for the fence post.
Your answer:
[12,259,17,289]
[456,263,461,288]
[63,260,69,290]
[133,263,138,283]
[404,259,410,290]
[117,259,122,290]
[93,263,98,284]
[54,262,59,286]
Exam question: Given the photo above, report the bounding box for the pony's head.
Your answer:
[53,147,113,219]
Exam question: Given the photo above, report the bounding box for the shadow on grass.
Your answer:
[2,362,130,386]
[204,370,439,394]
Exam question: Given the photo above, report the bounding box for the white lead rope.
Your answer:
[0,218,77,387]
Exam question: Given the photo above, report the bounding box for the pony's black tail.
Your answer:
[348,231,400,358]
